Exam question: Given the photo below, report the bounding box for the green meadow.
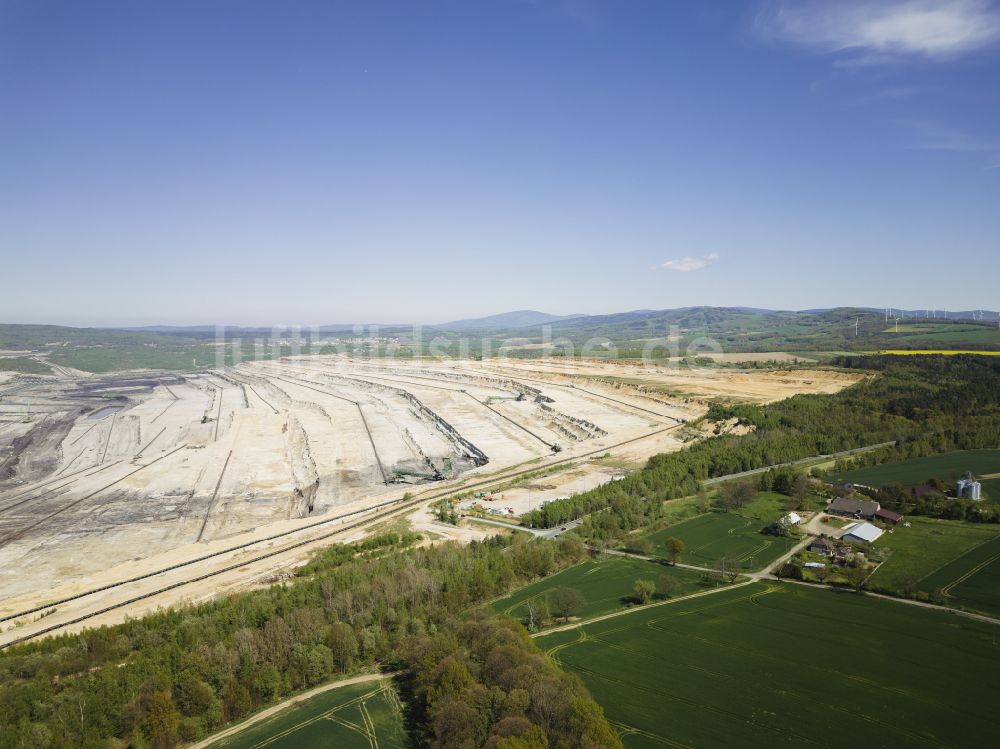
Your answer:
[870,517,998,584]
[492,556,706,626]
[644,510,798,570]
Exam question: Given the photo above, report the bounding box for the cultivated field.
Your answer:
[538,583,1000,748]
[917,535,1000,616]
[832,449,1000,491]
[868,518,1000,614]
[492,556,706,626]
[645,513,798,570]
[204,678,404,749]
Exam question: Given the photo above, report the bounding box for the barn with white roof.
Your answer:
[841,521,883,544]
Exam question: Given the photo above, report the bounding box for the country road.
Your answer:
[533,579,758,637]
[466,515,583,539]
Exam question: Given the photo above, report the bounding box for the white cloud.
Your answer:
[652,253,720,272]
[755,0,1000,59]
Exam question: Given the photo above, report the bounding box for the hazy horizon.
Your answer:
[3,303,999,331]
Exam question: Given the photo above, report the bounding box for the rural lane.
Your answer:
[532,579,757,638]
[773,576,1000,626]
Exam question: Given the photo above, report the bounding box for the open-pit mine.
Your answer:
[0,356,860,645]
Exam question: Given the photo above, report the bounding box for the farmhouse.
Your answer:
[842,522,884,544]
[807,537,835,556]
[875,508,903,524]
[827,497,880,519]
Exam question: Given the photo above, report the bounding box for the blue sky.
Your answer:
[1,0,998,326]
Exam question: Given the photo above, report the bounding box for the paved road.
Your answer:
[702,441,897,486]
[467,515,583,539]
[751,535,814,579]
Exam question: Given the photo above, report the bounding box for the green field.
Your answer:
[538,583,1000,748]
[0,356,52,374]
[889,326,1000,345]
[918,535,1000,616]
[942,551,1000,617]
[492,556,705,626]
[868,518,1000,615]
[644,506,799,571]
[870,517,998,583]
[205,678,405,749]
[832,449,1000,493]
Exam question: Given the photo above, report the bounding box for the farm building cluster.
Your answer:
[827,496,904,525]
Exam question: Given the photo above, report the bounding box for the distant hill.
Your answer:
[3,306,998,375]
[440,310,585,330]
[447,306,1000,354]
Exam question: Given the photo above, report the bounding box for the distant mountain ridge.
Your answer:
[108,306,999,336]
[439,310,586,330]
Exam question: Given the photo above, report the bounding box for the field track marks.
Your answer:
[941,552,1000,597]
[916,535,1000,585]
[609,720,693,749]
[187,674,398,749]
[240,685,384,748]
[359,698,379,749]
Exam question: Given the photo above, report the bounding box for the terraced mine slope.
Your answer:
[0,357,858,642]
